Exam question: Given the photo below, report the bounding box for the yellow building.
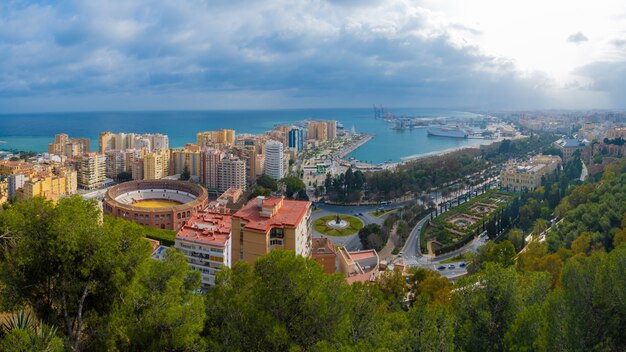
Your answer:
[325,120,337,140]
[143,149,170,180]
[99,131,114,153]
[197,129,235,148]
[18,168,77,202]
[500,155,561,192]
[170,144,201,177]
[48,134,90,157]
[231,196,312,266]
[0,160,32,176]
[307,121,328,141]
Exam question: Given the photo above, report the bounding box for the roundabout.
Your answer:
[313,214,364,237]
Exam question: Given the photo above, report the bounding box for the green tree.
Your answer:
[0,196,151,351]
[103,249,206,351]
[407,297,456,352]
[454,264,520,352]
[508,228,525,252]
[279,176,306,198]
[205,251,352,350]
[468,240,516,274]
[0,308,64,352]
[179,165,191,180]
[257,174,278,191]
[248,185,271,199]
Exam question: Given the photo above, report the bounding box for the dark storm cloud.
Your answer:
[0,0,563,111]
[575,60,626,106]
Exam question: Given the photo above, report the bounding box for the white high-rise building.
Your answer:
[8,174,26,199]
[264,140,284,180]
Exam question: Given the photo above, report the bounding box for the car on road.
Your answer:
[448,264,455,269]
[459,262,466,268]
[357,212,363,216]
[437,265,446,270]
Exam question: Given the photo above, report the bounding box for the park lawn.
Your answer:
[313,215,364,236]
[421,189,515,254]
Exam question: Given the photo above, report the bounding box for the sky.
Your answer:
[1,0,626,112]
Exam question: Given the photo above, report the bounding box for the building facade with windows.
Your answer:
[500,155,561,192]
[77,153,106,189]
[218,155,246,192]
[200,147,224,191]
[231,196,312,266]
[264,140,284,180]
[175,210,232,286]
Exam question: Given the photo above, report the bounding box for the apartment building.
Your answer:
[7,173,26,199]
[218,155,246,192]
[99,132,169,153]
[77,153,106,189]
[231,196,312,266]
[143,149,170,180]
[48,134,90,157]
[197,129,236,148]
[0,160,32,176]
[200,148,224,191]
[175,210,232,286]
[264,140,284,180]
[170,144,201,177]
[307,121,328,141]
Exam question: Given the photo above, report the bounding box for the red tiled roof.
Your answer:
[232,197,310,232]
[348,250,377,261]
[175,210,231,246]
[312,237,336,255]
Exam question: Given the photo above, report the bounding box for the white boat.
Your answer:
[427,127,468,138]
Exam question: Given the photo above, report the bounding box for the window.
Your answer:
[269,239,284,246]
[269,227,284,239]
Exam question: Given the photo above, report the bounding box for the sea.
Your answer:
[0,108,490,164]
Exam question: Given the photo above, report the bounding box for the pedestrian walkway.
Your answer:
[378,224,398,260]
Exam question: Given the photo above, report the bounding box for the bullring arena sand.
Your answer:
[131,199,182,208]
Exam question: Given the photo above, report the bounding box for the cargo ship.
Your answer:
[427,127,468,138]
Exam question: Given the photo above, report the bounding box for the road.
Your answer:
[398,178,499,278]
[580,160,588,182]
[311,203,388,250]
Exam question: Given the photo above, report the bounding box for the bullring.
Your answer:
[102,179,208,230]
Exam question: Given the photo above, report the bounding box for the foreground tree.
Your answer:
[102,249,206,351]
[0,196,151,351]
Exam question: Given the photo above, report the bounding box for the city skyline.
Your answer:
[2,1,626,113]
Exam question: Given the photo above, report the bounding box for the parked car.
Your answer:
[448,264,455,269]
[459,262,467,268]
[437,265,446,270]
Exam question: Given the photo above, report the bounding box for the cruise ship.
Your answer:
[427,127,468,138]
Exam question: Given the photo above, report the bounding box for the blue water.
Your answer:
[0,108,487,163]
